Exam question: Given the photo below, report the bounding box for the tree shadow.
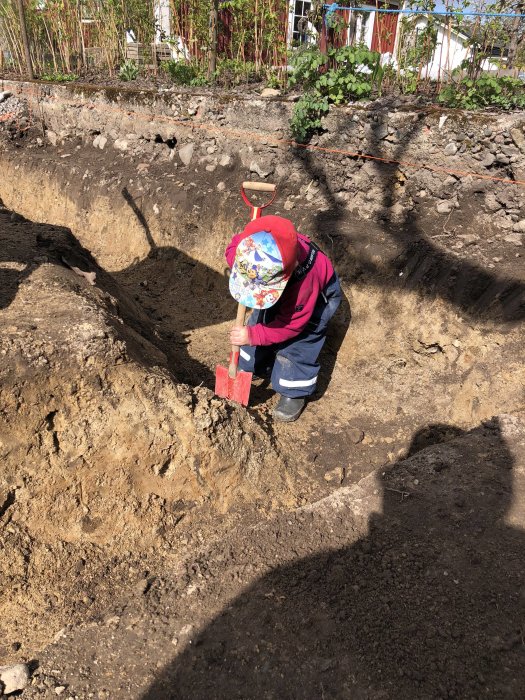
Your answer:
[293,108,525,324]
[117,187,239,386]
[0,195,234,386]
[1,188,350,402]
[141,417,525,698]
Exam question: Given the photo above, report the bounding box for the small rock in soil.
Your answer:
[324,467,345,483]
[113,139,128,151]
[260,88,281,98]
[0,663,30,694]
[349,429,365,444]
[93,135,107,150]
[484,193,502,212]
[249,160,274,179]
[178,143,194,166]
[504,233,523,246]
[481,153,495,167]
[46,130,58,147]
[436,200,453,214]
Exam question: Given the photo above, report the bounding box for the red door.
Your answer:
[371,6,399,54]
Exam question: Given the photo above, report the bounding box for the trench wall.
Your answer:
[1,78,525,240]
[1,80,524,438]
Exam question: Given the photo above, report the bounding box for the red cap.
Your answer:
[237,215,298,278]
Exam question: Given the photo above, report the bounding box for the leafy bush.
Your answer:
[119,60,139,82]
[214,59,264,87]
[289,44,381,142]
[290,93,330,144]
[438,76,525,110]
[265,70,283,90]
[289,45,329,90]
[40,71,78,82]
[163,59,206,85]
[163,57,265,89]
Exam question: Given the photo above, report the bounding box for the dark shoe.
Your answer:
[273,395,305,422]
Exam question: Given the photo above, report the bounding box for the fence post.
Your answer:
[16,0,34,79]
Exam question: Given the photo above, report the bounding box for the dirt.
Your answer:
[21,412,525,699]
[0,201,294,659]
[0,104,524,697]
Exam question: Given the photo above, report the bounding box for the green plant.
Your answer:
[265,70,282,90]
[119,59,139,81]
[163,59,200,84]
[290,93,330,144]
[438,75,525,110]
[289,44,381,142]
[395,13,438,93]
[291,44,380,100]
[40,71,78,82]
[214,58,263,86]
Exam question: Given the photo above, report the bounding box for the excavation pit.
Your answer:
[0,84,524,688]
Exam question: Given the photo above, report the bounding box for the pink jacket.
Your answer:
[226,232,334,346]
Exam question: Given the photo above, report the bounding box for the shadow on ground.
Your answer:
[0,198,232,386]
[142,417,525,699]
[294,112,525,324]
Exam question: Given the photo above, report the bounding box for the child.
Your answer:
[226,215,341,422]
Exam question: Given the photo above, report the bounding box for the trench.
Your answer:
[1,140,524,488]
[1,112,525,666]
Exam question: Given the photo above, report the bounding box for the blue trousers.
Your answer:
[238,274,342,398]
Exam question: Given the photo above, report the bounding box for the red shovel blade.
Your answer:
[215,364,253,407]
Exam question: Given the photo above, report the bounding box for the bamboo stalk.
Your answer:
[16,0,34,78]
[208,0,218,79]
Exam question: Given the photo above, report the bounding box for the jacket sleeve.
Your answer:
[248,275,321,346]
[225,233,243,268]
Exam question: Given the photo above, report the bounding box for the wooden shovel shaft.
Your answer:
[228,303,246,378]
[242,181,276,192]
[224,181,275,384]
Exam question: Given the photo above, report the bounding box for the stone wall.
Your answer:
[1,79,524,242]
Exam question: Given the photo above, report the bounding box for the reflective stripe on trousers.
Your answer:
[238,274,342,398]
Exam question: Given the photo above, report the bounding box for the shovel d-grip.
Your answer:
[214,181,278,407]
[241,181,277,220]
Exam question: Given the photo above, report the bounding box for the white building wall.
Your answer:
[413,18,498,80]
[415,20,468,80]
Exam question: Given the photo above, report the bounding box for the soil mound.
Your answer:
[0,203,288,653]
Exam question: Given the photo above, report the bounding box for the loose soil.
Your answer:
[0,111,524,698]
[22,413,525,699]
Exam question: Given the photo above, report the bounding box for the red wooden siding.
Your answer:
[371,6,399,54]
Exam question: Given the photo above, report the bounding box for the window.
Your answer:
[292,0,312,44]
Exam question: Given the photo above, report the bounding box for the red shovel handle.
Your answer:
[241,181,277,219]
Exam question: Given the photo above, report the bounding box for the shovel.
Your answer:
[214,181,277,407]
